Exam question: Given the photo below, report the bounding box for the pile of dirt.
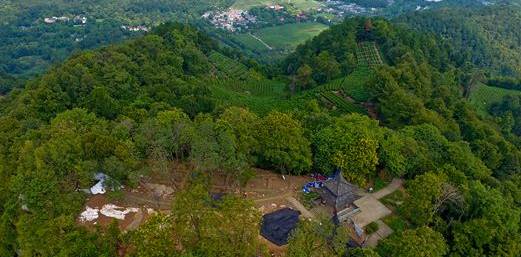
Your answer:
[143,183,175,198]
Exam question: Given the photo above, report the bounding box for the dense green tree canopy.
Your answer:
[0,12,520,257]
[287,217,350,257]
[313,114,382,185]
[257,111,312,174]
[377,227,448,257]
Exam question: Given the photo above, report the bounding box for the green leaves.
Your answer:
[257,111,312,174]
[287,217,349,257]
[168,183,263,257]
[402,172,448,226]
[377,227,448,257]
[313,114,381,186]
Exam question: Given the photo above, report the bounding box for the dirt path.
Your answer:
[125,208,144,231]
[372,179,403,200]
[249,33,273,50]
[254,192,293,203]
[286,196,315,219]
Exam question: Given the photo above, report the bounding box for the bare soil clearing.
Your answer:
[79,164,312,232]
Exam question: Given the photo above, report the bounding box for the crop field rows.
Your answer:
[320,91,367,114]
[207,57,373,115]
[210,84,309,115]
[208,52,250,80]
[356,41,384,67]
[316,67,372,102]
[214,79,285,96]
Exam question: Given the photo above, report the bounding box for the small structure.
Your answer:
[90,173,107,195]
[260,208,300,246]
[318,172,362,223]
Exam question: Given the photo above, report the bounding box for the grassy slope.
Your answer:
[253,22,328,50]
[232,33,270,51]
[469,83,521,115]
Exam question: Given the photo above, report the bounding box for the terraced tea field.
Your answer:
[216,79,286,96]
[320,91,367,114]
[319,67,373,102]
[207,50,372,116]
[356,42,384,67]
[208,51,250,80]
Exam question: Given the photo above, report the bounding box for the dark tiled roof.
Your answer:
[324,172,358,197]
[322,172,362,210]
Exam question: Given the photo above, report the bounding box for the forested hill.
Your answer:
[1,23,218,121]
[0,72,20,95]
[0,19,520,257]
[0,0,234,78]
[397,6,521,77]
[281,18,521,256]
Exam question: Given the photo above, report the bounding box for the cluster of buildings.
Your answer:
[202,2,382,32]
[43,15,88,25]
[202,8,257,32]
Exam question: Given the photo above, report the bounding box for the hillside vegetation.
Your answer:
[399,6,521,77]
[469,83,521,115]
[0,16,520,257]
[0,0,234,77]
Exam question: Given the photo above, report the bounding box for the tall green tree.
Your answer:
[191,114,249,178]
[217,107,260,163]
[313,51,341,83]
[402,172,464,226]
[313,114,381,185]
[287,217,349,257]
[171,183,264,257]
[295,64,315,91]
[257,111,312,174]
[126,214,176,257]
[377,227,448,257]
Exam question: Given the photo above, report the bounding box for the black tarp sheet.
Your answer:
[260,208,300,246]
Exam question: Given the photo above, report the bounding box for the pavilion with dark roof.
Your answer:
[318,172,362,223]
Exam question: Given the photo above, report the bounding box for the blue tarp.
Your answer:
[302,173,333,193]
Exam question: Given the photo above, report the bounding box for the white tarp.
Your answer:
[79,204,139,222]
[90,181,106,194]
[80,206,100,222]
[100,204,139,220]
[90,173,107,194]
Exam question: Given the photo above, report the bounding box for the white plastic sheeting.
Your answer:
[79,204,139,222]
[90,173,107,194]
[100,204,139,220]
[80,206,100,222]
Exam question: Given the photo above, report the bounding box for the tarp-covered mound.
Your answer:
[260,208,300,246]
